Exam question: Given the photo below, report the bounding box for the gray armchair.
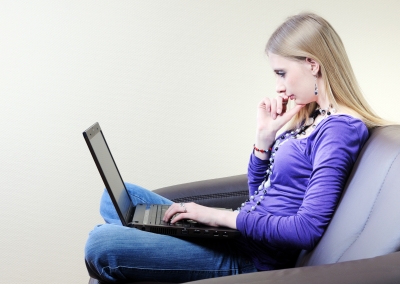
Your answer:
[89,125,400,284]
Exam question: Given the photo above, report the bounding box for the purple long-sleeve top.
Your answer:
[236,115,369,271]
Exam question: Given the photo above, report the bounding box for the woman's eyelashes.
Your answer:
[275,70,286,78]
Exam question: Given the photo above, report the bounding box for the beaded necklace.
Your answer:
[237,105,336,213]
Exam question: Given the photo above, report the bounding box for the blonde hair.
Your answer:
[266,12,388,129]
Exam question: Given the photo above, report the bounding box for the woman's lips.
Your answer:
[289,95,295,100]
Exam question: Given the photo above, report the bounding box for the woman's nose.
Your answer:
[276,80,285,94]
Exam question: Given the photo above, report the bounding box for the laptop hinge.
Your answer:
[126,205,135,224]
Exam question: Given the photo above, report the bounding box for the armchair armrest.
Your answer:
[153,174,248,209]
[188,251,400,284]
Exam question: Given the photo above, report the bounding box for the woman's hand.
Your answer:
[254,95,304,159]
[163,202,238,229]
[257,95,304,137]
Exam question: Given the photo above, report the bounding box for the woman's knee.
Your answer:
[85,224,124,280]
[85,224,122,265]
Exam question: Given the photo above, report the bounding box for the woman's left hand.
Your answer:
[163,202,238,229]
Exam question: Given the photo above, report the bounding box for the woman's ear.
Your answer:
[306,57,320,76]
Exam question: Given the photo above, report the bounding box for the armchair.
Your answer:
[89,125,400,284]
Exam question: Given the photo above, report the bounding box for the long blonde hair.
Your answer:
[266,13,387,129]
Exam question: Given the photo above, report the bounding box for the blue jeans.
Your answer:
[85,183,257,283]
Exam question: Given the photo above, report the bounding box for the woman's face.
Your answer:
[268,53,318,105]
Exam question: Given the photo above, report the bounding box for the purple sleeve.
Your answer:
[237,119,368,250]
[247,153,269,196]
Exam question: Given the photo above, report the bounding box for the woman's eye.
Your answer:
[276,71,285,78]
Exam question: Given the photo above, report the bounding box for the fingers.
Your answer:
[282,103,305,119]
[270,98,278,119]
[258,97,271,113]
[256,95,304,136]
[275,102,305,126]
[163,202,190,223]
[258,95,289,119]
[276,95,289,115]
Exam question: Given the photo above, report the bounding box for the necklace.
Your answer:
[236,104,336,213]
[312,104,337,128]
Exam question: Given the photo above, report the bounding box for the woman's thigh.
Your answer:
[85,223,256,283]
[100,183,173,225]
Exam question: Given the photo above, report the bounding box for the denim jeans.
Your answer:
[85,183,257,283]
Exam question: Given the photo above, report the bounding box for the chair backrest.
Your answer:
[297,125,400,266]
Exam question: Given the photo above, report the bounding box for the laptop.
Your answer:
[83,122,241,238]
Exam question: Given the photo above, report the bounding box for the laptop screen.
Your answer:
[84,123,131,222]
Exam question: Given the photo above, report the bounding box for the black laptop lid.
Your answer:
[83,122,132,225]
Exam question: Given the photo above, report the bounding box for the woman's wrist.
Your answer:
[254,133,275,160]
[253,145,271,160]
[255,130,275,144]
[215,210,239,229]
[253,144,271,153]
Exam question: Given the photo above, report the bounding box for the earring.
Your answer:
[314,76,318,96]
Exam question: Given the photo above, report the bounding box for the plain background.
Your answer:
[1,1,399,283]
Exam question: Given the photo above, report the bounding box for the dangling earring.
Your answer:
[314,76,318,96]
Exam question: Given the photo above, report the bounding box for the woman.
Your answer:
[85,13,386,282]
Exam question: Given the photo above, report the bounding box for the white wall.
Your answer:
[0,1,399,283]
